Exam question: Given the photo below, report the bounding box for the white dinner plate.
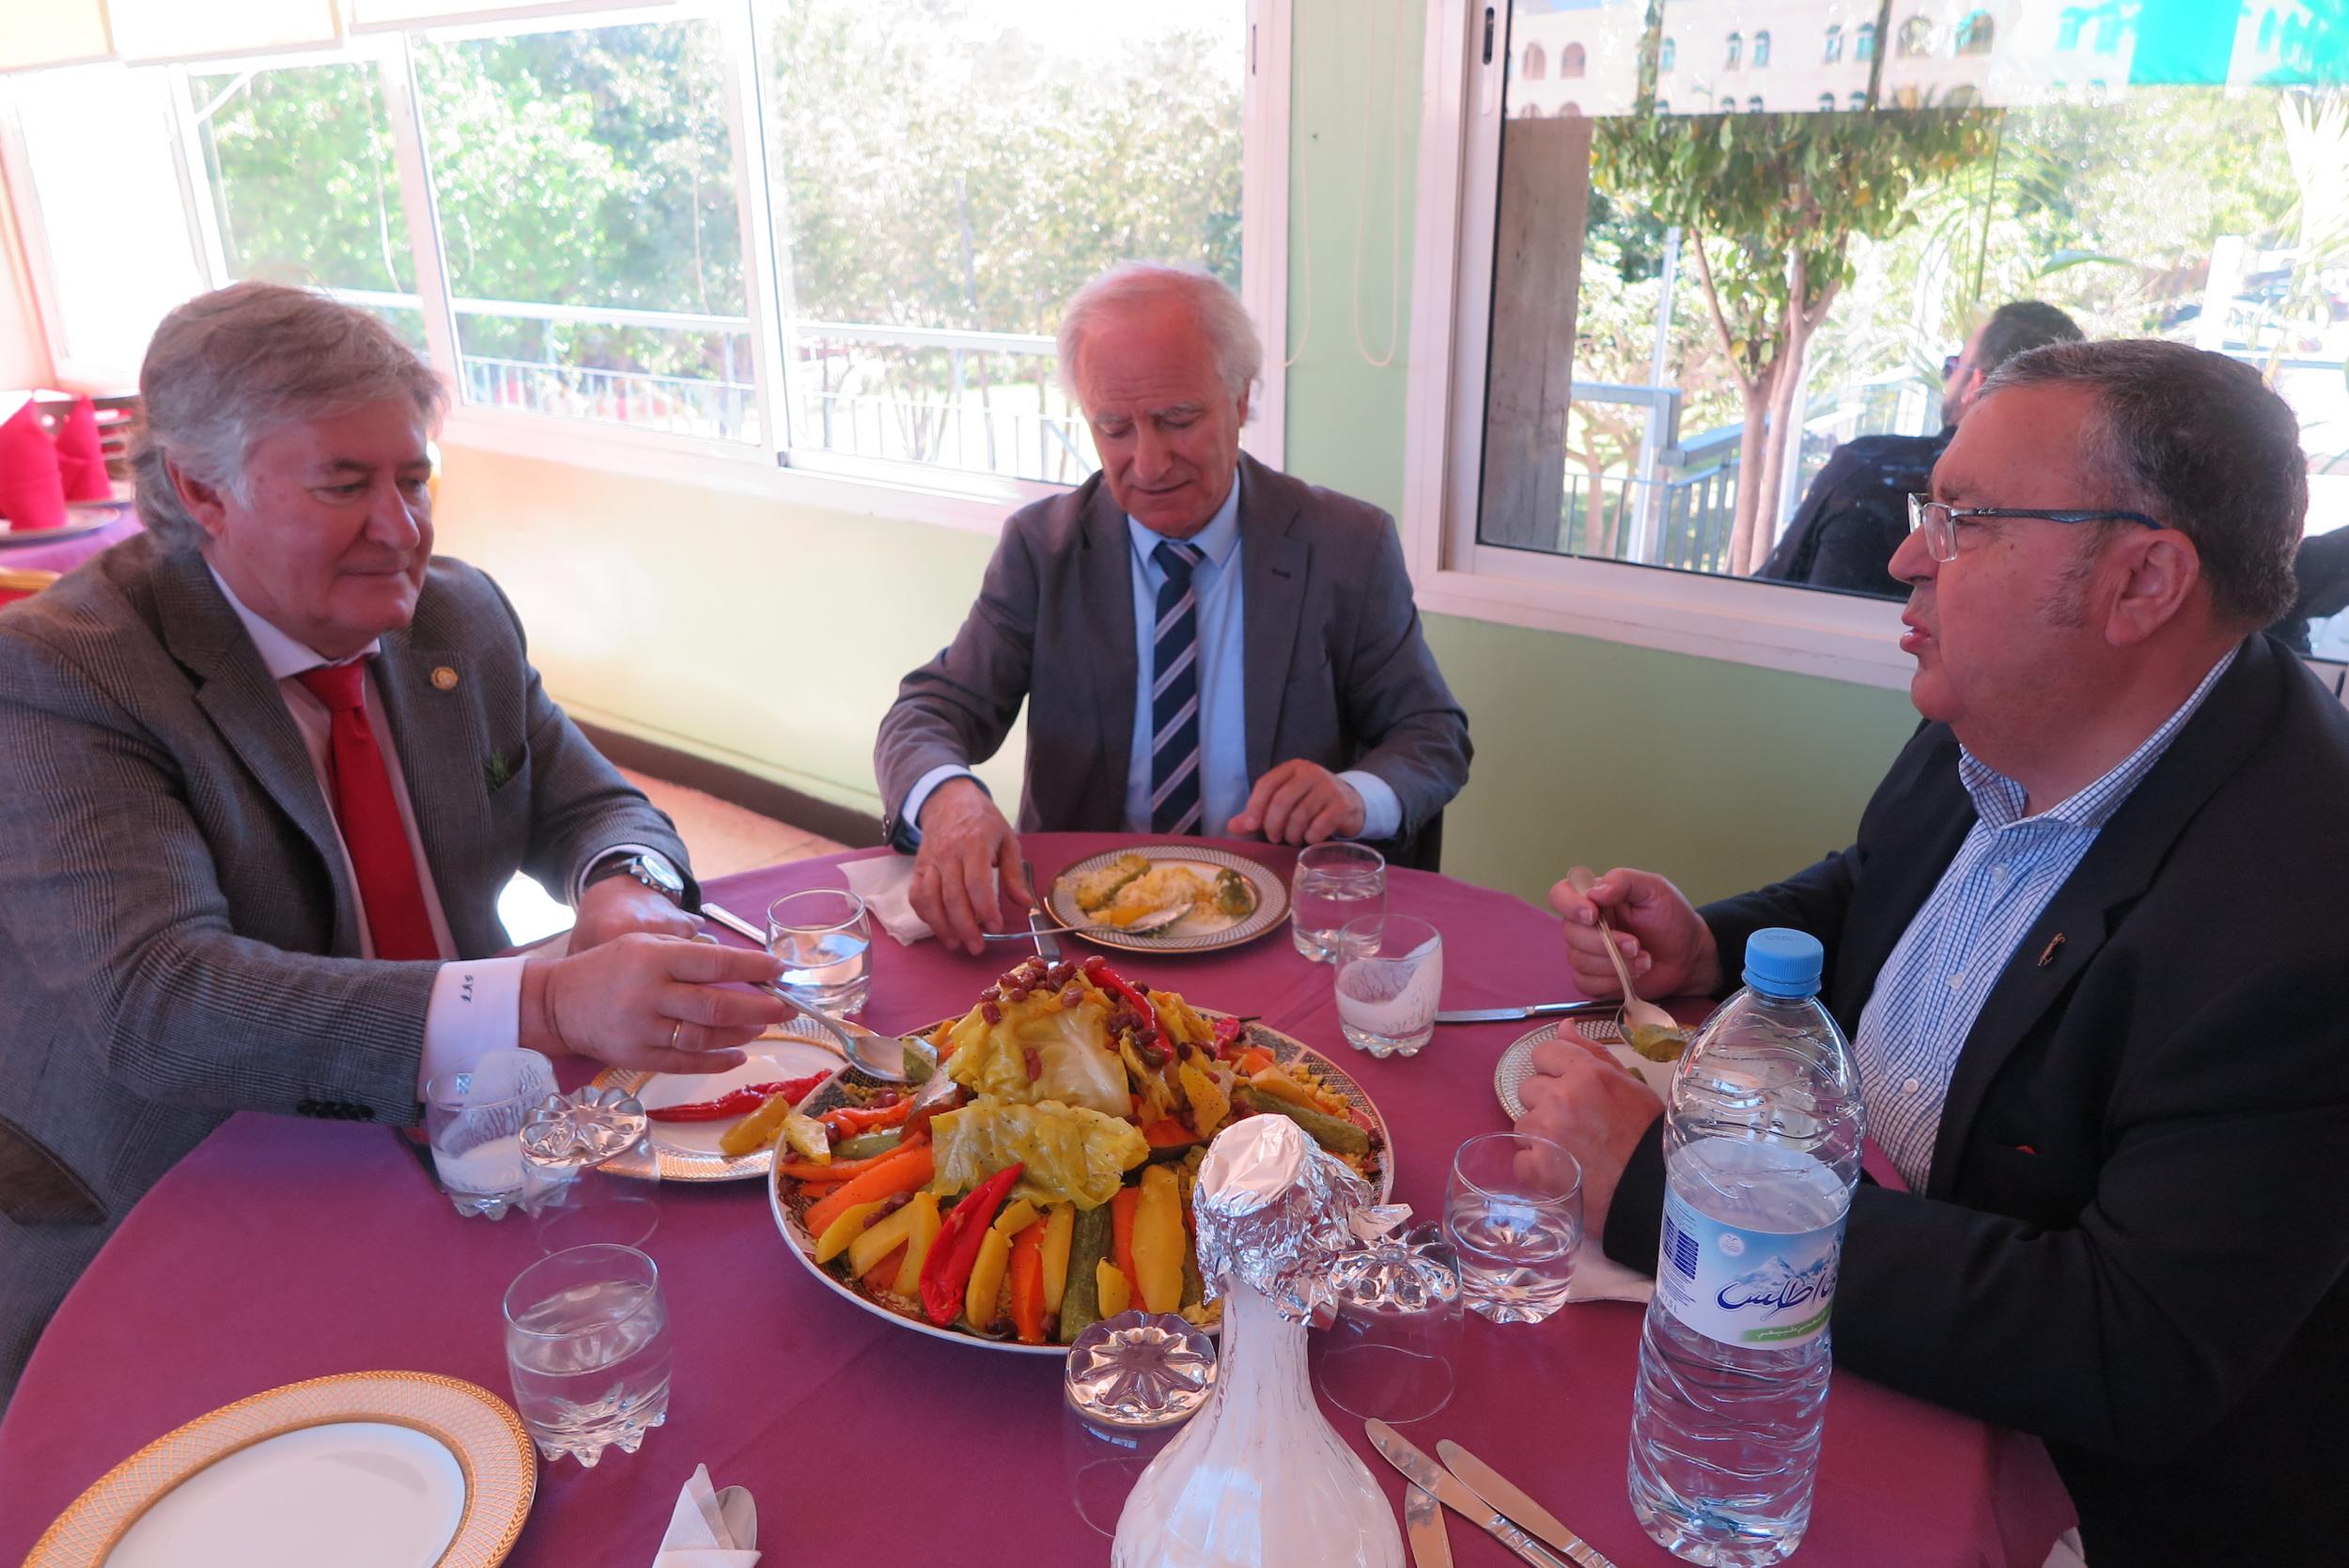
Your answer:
[1494,1017,1679,1120]
[591,1020,844,1181]
[770,1013,1392,1357]
[1046,845,1289,955]
[27,1371,533,1568]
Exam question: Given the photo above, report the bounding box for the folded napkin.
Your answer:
[0,400,67,533]
[1568,1249,1655,1306]
[54,396,111,502]
[651,1465,759,1567]
[843,854,929,945]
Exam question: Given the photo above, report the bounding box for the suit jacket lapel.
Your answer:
[373,597,495,955]
[1926,637,2279,1194]
[1237,455,1307,781]
[154,551,359,954]
[1078,484,1140,828]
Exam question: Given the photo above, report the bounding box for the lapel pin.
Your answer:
[2037,934,2066,968]
[430,666,459,691]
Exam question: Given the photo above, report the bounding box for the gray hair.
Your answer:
[1981,338,2303,628]
[132,283,449,551]
[1055,262,1262,409]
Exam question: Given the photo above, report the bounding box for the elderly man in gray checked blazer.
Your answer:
[0,285,788,1407]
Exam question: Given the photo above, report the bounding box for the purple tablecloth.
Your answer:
[0,835,2076,1565]
[0,504,140,574]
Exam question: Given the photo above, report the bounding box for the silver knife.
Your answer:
[1365,1421,1578,1568]
[1020,859,1061,961]
[1435,1001,1616,1024]
[698,900,767,945]
[1437,1439,1616,1568]
[1405,1483,1455,1568]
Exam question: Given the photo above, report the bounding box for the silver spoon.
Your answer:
[758,986,935,1084]
[1565,867,1682,1041]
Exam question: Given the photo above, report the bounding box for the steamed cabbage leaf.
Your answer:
[928,1095,1148,1209]
[944,986,1130,1115]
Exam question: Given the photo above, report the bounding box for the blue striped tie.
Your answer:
[1149,539,1206,835]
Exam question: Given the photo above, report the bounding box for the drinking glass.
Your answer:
[1332,914,1442,1058]
[1290,843,1386,962]
[520,1085,661,1254]
[767,889,873,1016]
[502,1243,673,1467]
[1311,1222,1463,1423]
[424,1048,556,1219]
[1444,1132,1583,1324]
[1062,1311,1217,1537]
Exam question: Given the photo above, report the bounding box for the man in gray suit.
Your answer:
[875,263,1471,953]
[0,285,785,1405]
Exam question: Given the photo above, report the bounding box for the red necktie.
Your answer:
[295,661,440,961]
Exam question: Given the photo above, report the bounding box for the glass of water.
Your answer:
[1333,914,1443,1058]
[424,1048,556,1219]
[1290,842,1386,962]
[1444,1132,1583,1324]
[767,889,873,1016]
[502,1242,673,1467]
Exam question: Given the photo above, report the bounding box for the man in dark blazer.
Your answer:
[0,285,784,1406]
[1521,340,2348,1563]
[875,263,1470,952]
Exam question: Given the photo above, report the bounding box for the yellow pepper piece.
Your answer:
[813,1201,885,1265]
[990,1199,1043,1237]
[1039,1204,1076,1316]
[1095,1258,1132,1319]
[1246,1066,1319,1110]
[719,1088,800,1157]
[1131,1165,1186,1313]
[892,1193,943,1296]
[966,1227,1014,1329]
[848,1192,935,1280]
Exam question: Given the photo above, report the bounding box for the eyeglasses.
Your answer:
[1906,494,2165,563]
[1941,353,1961,380]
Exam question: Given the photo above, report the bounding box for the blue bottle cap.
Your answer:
[1743,928,1824,998]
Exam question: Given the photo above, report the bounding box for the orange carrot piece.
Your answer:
[805,1143,938,1237]
[862,1242,910,1293]
[1008,1223,1047,1344]
[1111,1186,1141,1285]
[1236,1047,1277,1076]
[778,1129,929,1185]
[1140,1118,1194,1149]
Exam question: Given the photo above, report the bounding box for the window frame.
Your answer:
[0,0,1290,538]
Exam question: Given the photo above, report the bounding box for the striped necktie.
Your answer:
[1149,538,1207,835]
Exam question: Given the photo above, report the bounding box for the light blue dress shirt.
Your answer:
[900,470,1401,842]
[1854,647,2236,1191]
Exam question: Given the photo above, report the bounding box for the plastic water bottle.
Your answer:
[1626,928,1864,1566]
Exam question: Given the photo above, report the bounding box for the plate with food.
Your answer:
[768,953,1389,1356]
[1494,1016,1688,1119]
[1047,845,1288,954]
[589,1019,849,1181]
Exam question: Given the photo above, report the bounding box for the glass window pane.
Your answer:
[412,18,755,442]
[1480,0,2349,656]
[760,0,1245,482]
[188,61,426,350]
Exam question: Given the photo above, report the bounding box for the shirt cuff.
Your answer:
[1336,769,1404,843]
[894,766,982,851]
[414,956,529,1100]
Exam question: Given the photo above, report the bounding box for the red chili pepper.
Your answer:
[918,1162,1024,1327]
[1081,956,1160,1050]
[1211,1015,1245,1056]
[645,1071,830,1124]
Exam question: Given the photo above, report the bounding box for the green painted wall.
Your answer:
[432,0,1924,909]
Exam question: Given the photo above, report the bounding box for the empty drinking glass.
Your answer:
[520,1085,661,1254]
[425,1048,557,1219]
[1333,914,1443,1058]
[1062,1312,1218,1537]
[1444,1132,1583,1324]
[1291,843,1386,962]
[767,889,873,1016]
[503,1243,673,1467]
[1311,1220,1463,1423]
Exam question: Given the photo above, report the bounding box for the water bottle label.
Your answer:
[1655,1188,1843,1348]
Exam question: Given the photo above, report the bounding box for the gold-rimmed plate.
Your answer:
[26,1370,534,1568]
[770,1013,1391,1356]
[589,1017,846,1182]
[1047,845,1288,955]
[1495,1017,1683,1120]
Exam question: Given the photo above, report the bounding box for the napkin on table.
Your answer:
[0,399,67,533]
[843,853,930,945]
[651,1464,759,1567]
[54,395,112,502]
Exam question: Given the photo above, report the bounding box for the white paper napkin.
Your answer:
[1568,1250,1655,1305]
[843,854,930,944]
[650,1464,759,1567]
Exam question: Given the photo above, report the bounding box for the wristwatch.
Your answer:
[583,850,685,906]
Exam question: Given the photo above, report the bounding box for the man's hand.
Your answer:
[910,777,1032,956]
[1548,865,1722,1001]
[1515,1030,1667,1245]
[1228,760,1365,846]
[519,932,787,1074]
[569,871,698,954]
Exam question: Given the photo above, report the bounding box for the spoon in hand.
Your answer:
[1566,866,1682,1040]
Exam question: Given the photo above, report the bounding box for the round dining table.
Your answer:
[0,502,141,573]
[0,835,2076,1567]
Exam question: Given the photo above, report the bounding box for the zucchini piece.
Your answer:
[1232,1085,1371,1156]
[1055,1202,1116,1343]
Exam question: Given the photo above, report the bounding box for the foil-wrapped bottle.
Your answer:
[1111,1116,1406,1568]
